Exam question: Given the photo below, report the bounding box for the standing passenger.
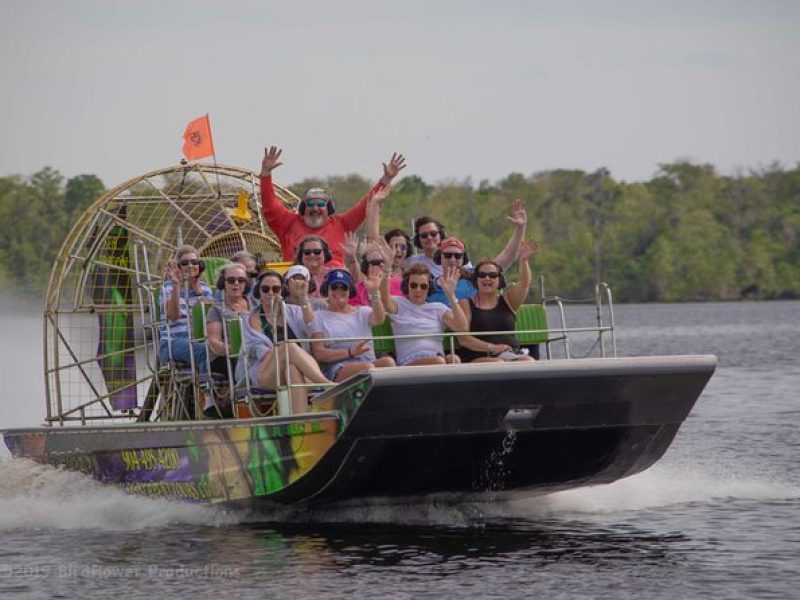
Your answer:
[259,146,406,266]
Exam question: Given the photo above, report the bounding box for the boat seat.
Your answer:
[371,317,395,355]
[514,303,548,360]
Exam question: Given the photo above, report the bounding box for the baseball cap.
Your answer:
[285,265,310,280]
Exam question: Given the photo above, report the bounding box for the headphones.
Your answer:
[384,229,412,259]
[252,269,284,301]
[216,265,252,294]
[320,269,356,298]
[294,236,333,264]
[175,245,205,275]
[401,266,436,297]
[470,260,506,290]
[433,247,470,266]
[413,217,446,249]
[298,189,336,215]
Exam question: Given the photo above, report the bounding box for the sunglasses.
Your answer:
[392,244,408,252]
[330,283,349,291]
[260,285,282,294]
[179,259,200,267]
[409,282,429,290]
[418,230,439,240]
[476,271,500,279]
[225,276,247,285]
[302,248,323,256]
[304,199,327,208]
[366,259,385,266]
[442,252,464,260]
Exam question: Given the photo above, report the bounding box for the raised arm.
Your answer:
[440,266,468,331]
[340,153,406,232]
[341,231,362,283]
[259,146,294,234]
[362,270,387,326]
[365,185,391,243]
[504,239,539,311]
[493,199,527,270]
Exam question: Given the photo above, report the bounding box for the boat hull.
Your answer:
[2,356,716,509]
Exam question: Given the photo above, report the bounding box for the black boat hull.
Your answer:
[3,356,716,509]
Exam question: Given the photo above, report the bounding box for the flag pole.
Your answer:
[206,114,222,199]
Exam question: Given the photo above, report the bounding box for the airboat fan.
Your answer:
[44,163,298,424]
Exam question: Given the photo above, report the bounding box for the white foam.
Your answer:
[499,461,800,518]
[0,458,242,531]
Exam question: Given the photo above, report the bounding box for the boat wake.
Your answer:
[0,458,240,531]
[1,455,795,531]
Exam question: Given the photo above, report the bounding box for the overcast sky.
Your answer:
[1,0,799,188]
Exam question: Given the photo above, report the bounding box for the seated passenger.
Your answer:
[381,264,468,366]
[294,235,333,298]
[206,262,255,380]
[344,237,403,306]
[158,245,213,369]
[426,237,476,307]
[253,270,315,352]
[404,199,528,277]
[456,239,539,363]
[311,268,395,382]
[283,264,327,311]
[229,250,260,302]
[239,270,330,413]
[384,228,412,280]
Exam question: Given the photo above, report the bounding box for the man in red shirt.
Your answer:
[260,146,406,266]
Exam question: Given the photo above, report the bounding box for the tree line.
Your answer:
[1,161,798,303]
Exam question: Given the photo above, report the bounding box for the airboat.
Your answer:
[2,163,716,510]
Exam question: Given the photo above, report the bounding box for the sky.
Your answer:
[1,0,799,188]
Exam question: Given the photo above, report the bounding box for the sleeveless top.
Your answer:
[456,295,519,363]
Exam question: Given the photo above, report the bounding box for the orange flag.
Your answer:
[182,114,215,161]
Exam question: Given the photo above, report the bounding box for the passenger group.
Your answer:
[159,146,539,417]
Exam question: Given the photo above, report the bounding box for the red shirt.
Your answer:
[260,175,384,267]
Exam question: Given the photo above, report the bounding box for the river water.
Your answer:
[0,301,798,599]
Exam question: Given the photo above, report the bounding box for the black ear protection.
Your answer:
[401,270,436,297]
[252,269,284,301]
[295,236,333,264]
[433,247,469,266]
[413,219,446,249]
[471,261,506,290]
[384,229,412,259]
[298,190,336,216]
[216,266,252,294]
[197,259,205,274]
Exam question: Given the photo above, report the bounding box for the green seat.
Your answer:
[201,256,228,287]
[371,318,395,354]
[515,304,548,345]
[441,330,460,354]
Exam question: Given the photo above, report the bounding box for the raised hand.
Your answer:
[373,238,395,268]
[381,153,407,184]
[260,145,283,175]
[362,269,384,293]
[165,260,182,284]
[287,276,309,302]
[506,199,527,228]
[519,238,540,262]
[341,231,359,260]
[440,265,460,297]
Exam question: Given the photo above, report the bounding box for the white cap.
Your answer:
[285,264,310,280]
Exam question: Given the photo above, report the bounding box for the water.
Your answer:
[1,301,798,598]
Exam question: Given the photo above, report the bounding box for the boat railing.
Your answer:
[542,278,617,360]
